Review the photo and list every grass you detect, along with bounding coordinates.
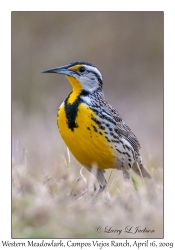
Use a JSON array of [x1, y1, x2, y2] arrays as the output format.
[[12, 146, 163, 239]]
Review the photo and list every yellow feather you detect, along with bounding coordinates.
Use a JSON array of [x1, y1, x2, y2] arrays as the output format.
[[58, 103, 115, 170]]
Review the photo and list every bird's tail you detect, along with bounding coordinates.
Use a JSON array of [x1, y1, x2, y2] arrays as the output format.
[[132, 155, 152, 179]]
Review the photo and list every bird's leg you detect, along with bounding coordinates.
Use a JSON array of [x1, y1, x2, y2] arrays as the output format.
[[122, 169, 131, 194], [122, 169, 130, 181], [88, 168, 107, 203], [90, 183, 106, 203]]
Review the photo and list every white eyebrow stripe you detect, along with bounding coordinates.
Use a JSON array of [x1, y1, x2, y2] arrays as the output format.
[[85, 65, 103, 80]]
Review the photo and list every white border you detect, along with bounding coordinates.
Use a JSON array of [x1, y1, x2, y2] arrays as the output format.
[[1, 0, 175, 246]]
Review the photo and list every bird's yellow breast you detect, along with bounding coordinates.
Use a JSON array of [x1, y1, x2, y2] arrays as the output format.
[[57, 102, 116, 169]]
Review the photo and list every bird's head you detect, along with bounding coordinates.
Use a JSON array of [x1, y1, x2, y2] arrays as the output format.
[[42, 62, 103, 94]]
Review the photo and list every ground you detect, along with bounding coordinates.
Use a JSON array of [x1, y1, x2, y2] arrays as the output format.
[[12, 149, 163, 239]]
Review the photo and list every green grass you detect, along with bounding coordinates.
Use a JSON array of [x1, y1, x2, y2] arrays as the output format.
[[12, 149, 163, 239]]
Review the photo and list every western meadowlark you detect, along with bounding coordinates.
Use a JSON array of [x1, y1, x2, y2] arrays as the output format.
[[43, 62, 151, 201]]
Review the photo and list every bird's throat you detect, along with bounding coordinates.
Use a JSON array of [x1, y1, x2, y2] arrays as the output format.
[[66, 76, 82, 104]]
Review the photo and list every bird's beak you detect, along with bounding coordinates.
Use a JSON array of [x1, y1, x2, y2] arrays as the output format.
[[42, 66, 73, 76]]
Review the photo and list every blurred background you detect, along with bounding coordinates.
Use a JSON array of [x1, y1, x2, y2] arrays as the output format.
[[12, 11, 163, 171], [12, 12, 163, 238]]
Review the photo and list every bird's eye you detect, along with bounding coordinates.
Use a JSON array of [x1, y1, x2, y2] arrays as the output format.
[[79, 67, 86, 73]]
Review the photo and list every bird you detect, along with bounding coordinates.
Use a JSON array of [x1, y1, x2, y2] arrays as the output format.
[[42, 62, 151, 201]]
